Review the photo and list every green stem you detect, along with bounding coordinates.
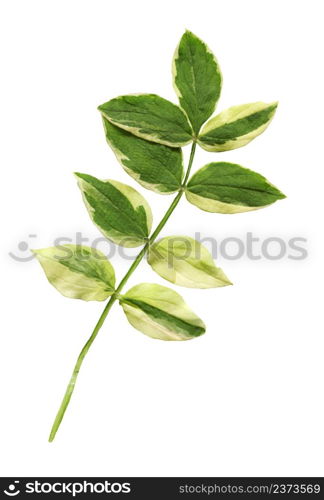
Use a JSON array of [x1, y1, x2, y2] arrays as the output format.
[[48, 296, 117, 442], [48, 141, 197, 442], [182, 140, 196, 186]]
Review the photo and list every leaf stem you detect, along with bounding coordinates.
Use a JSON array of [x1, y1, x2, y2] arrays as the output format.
[[48, 295, 117, 442], [48, 141, 197, 442], [182, 140, 196, 186]]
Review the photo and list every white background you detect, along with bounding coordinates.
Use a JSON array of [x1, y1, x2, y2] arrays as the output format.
[[1, 0, 323, 477]]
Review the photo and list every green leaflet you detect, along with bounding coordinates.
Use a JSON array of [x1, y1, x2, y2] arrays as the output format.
[[76, 173, 152, 247], [173, 30, 222, 135], [120, 283, 205, 341], [102, 118, 183, 194], [98, 94, 193, 147], [198, 102, 278, 152], [148, 236, 232, 288], [33, 245, 115, 301], [186, 162, 286, 214]]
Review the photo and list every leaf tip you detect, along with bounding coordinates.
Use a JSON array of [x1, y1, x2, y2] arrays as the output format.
[[269, 101, 279, 114], [273, 184, 286, 200], [184, 28, 197, 38], [73, 172, 85, 182]]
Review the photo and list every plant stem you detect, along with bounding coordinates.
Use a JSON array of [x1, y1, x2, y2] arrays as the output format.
[[48, 295, 117, 442], [182, 140, 196, 186], [48, 141, 197, 442]]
